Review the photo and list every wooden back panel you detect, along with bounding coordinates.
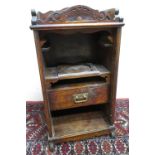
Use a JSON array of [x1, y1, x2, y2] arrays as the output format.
[[42, 31, 114, 67]]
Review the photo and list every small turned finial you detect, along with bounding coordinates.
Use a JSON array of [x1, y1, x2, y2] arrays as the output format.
[[115, 9, 119, 15], [115, 17, 124, 22], [119, 17, 124, 22], [31, 9, 37, 25], [31, 9, 36, 16]]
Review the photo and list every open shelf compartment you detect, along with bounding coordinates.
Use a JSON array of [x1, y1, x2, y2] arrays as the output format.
[[51, 105, 111, 142]]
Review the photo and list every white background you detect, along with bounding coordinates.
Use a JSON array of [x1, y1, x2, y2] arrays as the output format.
[[0, 0, 155, 154]]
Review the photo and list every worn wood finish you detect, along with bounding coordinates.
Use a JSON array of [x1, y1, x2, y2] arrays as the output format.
[[33, 31, 54, 137], [30, 5, 124, 148], [48, 81, 109, 110], [110, 28, 122, 123], [31, 22, 124, 30], [45, 64, 110, 84], [31, 5, 123, 25], [52, 129, 110, 143], [41, 31, 113, 67], [52, 109, 111, 143]]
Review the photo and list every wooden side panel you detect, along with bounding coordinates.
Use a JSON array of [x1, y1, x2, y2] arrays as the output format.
[[33, 31, 54, 137], [110, 28, 122, 123]]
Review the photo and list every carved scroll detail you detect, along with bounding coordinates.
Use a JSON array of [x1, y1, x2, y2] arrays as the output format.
[[31, 5, 123, 25]]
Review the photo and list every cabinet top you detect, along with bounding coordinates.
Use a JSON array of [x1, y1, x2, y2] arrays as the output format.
[[30, 5, 124, 30]]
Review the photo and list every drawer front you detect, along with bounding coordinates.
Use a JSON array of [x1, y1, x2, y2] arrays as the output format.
[[48, 84, 109, 110]]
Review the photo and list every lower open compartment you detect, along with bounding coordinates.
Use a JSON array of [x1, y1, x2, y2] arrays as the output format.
[[51, 105, 112, 143]]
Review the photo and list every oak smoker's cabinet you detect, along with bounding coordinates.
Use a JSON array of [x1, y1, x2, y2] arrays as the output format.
[[30, 5, 124, 150]]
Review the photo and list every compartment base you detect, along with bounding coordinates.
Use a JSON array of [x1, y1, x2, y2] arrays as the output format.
[[51, 109, 112, 143]]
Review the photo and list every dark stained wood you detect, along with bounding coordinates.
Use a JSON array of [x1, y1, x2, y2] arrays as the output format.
[[52, 129, 110, 143], [31, 5, 123, 25], [33, 31, 54, 137], [52, 109, 111, 143], [45, 64, 110, 83], [48, 81, 109, 110], [30, 5, 124, 148], [42, 32, 113, 67], [42, 32, 97, 67], [30, 5, 124, 30], [30, 22, 124, 30], [110, 28, 122, 123]]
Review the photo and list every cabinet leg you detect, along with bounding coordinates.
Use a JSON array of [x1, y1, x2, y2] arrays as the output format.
[[48, 135, 55, 152], [111, 129, 116, 138], [48, 141, 55, 152], [110, 125, 116, 138]]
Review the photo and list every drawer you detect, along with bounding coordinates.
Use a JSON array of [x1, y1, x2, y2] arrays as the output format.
[[48, 82, 109, 110]]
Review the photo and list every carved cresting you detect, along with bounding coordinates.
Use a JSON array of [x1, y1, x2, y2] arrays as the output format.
[[31, 5, 123, 25]]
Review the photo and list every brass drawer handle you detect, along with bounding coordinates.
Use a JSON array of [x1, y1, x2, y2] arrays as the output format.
[[73, 93, 88, 103]]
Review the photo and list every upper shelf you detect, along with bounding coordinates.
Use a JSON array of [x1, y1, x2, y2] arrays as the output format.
[[30, 5, 124, 30], [45, 63, 110, 83]]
